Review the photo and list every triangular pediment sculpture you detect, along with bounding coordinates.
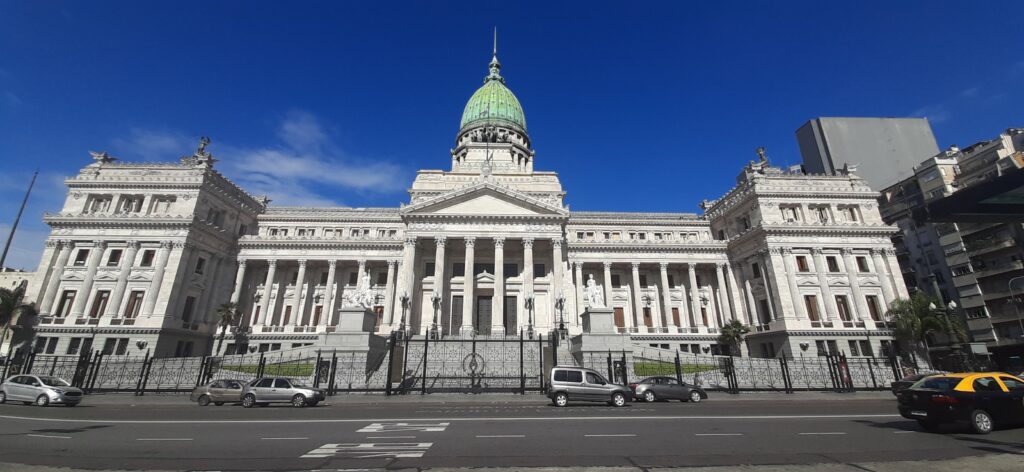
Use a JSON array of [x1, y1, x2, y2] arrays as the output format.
[[402, 181, 567, 217]]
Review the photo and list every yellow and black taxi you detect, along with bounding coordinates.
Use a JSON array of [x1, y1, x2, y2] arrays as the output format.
[[896, 372, 1024, 434]]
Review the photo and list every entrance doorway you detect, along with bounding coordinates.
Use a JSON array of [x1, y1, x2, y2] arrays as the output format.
[[613, 307, 625, 330], [476, 296, 492, 335]]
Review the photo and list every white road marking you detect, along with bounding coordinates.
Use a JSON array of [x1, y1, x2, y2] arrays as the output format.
[[26, 434, 70, 439], [893, 431, 916, 434], [798, 432, 847, 435], [262, 437, 308, 440], [585, 434, 636, 437], [367, 436, 416, 439], [0, 413, 901, 425], [301, 442, 432, 459], [476, 434, 525, 438], [137, 438, 193, 441], [695, 433, 743, 436], [357, 422, 449, 433]]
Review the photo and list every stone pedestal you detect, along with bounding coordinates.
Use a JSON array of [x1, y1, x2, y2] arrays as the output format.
[[316, 306, 389, 391], [572, 307, 635, 385], [317, 306, 383, 349], [581, 307, 615, 334]]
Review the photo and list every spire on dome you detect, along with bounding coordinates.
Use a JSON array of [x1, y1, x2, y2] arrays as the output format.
[[486, 27, 504, 84]]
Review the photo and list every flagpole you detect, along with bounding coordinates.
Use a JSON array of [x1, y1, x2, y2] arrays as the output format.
[[0, 170, 37, 269]]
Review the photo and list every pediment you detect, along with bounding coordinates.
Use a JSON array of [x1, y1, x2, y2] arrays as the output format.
[[402, 181, 567, 217]]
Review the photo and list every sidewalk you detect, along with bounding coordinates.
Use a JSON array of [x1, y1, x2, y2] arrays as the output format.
[[77, 389, 894, 406]]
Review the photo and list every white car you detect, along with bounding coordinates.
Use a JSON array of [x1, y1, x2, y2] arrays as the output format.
[[0, 375, 83, 407]]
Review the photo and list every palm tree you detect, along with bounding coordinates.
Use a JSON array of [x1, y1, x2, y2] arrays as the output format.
[[0, 284, 27, 353], [886, 292, 967, 368], [717, 319, 751, 357], [214, 302, 240, 355]]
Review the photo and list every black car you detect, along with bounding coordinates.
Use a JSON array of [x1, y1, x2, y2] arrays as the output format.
[[896, 372, 1024, 434], [629, 376, 708, 403], [890, 373, 933, 395]]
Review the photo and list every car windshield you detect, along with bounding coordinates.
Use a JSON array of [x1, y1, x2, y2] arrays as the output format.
[[37, 376, 70, 387], [912, 376, 959, 391]]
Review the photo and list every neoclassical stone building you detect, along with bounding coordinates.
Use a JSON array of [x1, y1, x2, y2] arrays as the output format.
[[26, 50, 906, 359]]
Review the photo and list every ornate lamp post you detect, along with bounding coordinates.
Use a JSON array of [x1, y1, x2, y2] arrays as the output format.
[[429, 291, 441, 340], [555, 291, 567, 340], [397, 290, 410, 340], [641, 294, 653, 331], [524, 292, 535, 340], [799, 342, 810, 358]]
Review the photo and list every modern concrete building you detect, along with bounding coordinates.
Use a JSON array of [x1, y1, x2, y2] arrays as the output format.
[[797, 117, 941, 191]]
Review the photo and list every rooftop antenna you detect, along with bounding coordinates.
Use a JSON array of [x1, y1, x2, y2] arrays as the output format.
[[0, 170, 37, 270]]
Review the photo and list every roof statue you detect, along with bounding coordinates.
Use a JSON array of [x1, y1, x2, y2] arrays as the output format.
[[89, 151, 116, 165]]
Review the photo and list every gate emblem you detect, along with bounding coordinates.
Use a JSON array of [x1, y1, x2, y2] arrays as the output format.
[[462, 352, 486, 389]]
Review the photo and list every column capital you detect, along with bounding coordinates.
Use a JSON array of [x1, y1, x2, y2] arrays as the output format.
[[552, 238, 563, 249], [297, 259, 307, 268], [171, 240, 187, 249], [404, 236, 417, 247], [266, 258, 277, 266], [59, 239, 75, 248], [767, 247, 784, 256], [124, 240, 139, 250], [780, 247, 793, 255], [493, 236, 505, 248], [603, 261, 612, 269], [715, 262, 726, 269], [464, 237, 476, 248], [94, 240, 108, 250], [839, 247, 853, 256], [327, 259, 337, 268], [160, 240, 174, 249], [522, 238, 534, 249], [238, 259, 248, 268], [631, 262, 640, 270], [357, 259, 367, 267], [45, 240, 60, 249], [659, 262, 669, 271], [882, 248, 897, 256], [434, 236, 447, 247], [387, 260, 397, 268], [810, 247, 825, 255]]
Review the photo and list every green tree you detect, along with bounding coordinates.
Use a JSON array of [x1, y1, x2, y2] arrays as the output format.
[[0, 284, 27, 353], [717, 319, 751, 357], [886, 292, 967, 368], [214, 302, 240, 356]]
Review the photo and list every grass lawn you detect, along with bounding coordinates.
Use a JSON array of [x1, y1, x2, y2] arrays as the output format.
[[219, 363, 315, 377], [633, 361, 720, 376]]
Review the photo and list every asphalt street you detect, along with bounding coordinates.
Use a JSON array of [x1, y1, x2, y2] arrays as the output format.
[[0, 394, 1021, 471]]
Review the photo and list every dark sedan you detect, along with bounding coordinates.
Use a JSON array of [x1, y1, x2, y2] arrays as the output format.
[[891, 373, 933, 395], [897, 372, 1024, 434], [630, 376, 708, 403]]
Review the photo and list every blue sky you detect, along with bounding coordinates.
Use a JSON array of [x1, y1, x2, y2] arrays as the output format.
[[1, 1, 1022, 270]]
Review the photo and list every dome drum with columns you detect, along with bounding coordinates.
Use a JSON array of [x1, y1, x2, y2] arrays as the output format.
[[20, 44, 906, 359]]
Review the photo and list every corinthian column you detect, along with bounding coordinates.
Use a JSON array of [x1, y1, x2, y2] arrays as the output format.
[[291, 260, 307, 326], [780, 248, 805, 319], [71, 241, 106, 318], [230, 260, 248, 305], [461, 237, 475, 335], [492, 237, 505, 335], [573, 261, 583, 322], [872, 249, 896, 306], [842, 248, 868, 321], [522, 238, 534, 297], [630, 263, 643, 329], [257, 259, 277, 325], [429, 237, 446, 334], [395, 237, 416, 325], [142, 241, 172, 316], [811, 248, 838, 320], [40, 240, 73, 316], [714, 263, 732, 323], [384, 260, 397, 326], [322, 260, 337, 326], [687, 263, 703, 327], [552, 238, 564, 304], [659, 263, 674, 328], [602, 262, 613, 308]]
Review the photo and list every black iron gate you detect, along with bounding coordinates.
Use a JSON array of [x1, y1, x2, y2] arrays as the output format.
[[394, 333, 546, 394]]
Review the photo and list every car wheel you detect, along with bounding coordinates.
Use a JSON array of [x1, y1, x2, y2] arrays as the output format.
[[643, 390, 656, 403], [916, 419, 940, 432], [969, 409, 993, 434], [0, 391, 6, 404], [610, 392, 626, 407], [689, 391, 702, 403], [35, 395, 50, 407], [291, 394, 307, 408], [241, 394, 256, 408], [214, 402, 224, 406], [554, 392, 568, 407], [197, 395, 211, 406]]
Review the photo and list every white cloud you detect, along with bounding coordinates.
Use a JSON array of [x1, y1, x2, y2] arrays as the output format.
[[910, 104, 951, 124], [960, 87, 980, 99]]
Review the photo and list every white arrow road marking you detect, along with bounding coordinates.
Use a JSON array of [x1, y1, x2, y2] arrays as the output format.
[[301, 442, 433, 459], [26, 434, 70, 439], [695, 433, 743, 436], [357, 422, 449, 433]]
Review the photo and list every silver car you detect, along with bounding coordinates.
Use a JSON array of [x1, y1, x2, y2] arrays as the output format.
[[0, 375, 83, 407], [547, 366, 631, 407], [241, 377, 326, 408]]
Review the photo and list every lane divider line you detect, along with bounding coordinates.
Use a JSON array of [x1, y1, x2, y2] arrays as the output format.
[[367, 436, 417, 439], [261, 437, 308, 440], [26, 434, 70, 439], [476, 435, 525, 438], [585, 434, 636, 437], [137, 438, 193, 441], [695, 433, 743, 436], [0, 413, 902, 425], [798, 432, 847, 435], [893, 431, 916, 434]]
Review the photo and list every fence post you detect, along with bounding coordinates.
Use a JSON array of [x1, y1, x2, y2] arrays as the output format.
[[606, 350, 613, 386], [313, 350, 323, 388], [780, 356, 793, 394], [385, 334, 396, 396], [195, 356, 209, 388], [86, 351, 104, 393], [519, 332, 525, 395], [674, 350, 683, 384], [420, 334, 429, 395], [134, 349, 151, 396], [0, 343, 14, 380], [24, 351, 36, 374], [256, 351, 266, 378], [538, 334, 546, 392], [138, 353, 154, 396], [888, 353, 902, 381], [401, 335, 410, 395], [866, 357, 878, 389], [551, 335, 558, 367], [327, 351, 337, 396]]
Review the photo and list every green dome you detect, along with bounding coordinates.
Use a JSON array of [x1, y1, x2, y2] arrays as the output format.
[[459, 56, 527, 133]]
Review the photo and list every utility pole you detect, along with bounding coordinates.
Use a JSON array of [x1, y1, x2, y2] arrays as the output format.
[[0, 170, 37, 270]]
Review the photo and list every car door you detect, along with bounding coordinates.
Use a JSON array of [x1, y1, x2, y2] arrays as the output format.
[[563, 370, 585, 400], [663, 377, 685, 400], [996, 375, 1024, 422], [5, 376, 26, 400], [273, 378, 292, 401], [584, 372, 607, 401], [23, 376, 43, 400], [224, 380, 244, 402], [971, 376, 1004, 417], [251, 378, 274, 401], [207, 380, 226, 401]]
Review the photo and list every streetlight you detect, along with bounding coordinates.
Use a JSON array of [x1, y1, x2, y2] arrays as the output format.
[[1008, 276, 1024, 339], [525, 294, 536, 340], [397, 290, 410, 339], [429, 291, 441, 340], [555, 290, 567, 340]]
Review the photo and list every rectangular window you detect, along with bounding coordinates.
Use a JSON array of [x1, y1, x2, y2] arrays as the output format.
[[140, 249, 155, 267], [533, 263, 545, 277], [796, 256, 810, 272], [611, 274, 621, 288], [804, 295, 821, 321], [667, 275, 676, 287], [66, 338, 83, 355], [880, 340, 894, 357], [89, 290, 110, 318], [639, 274, 648, 287], [123, 291, 144, 318], [503, 263, 517, 278], [424, 263, 435, 277], [73, 249, 90, 266], [238, 224, 248, 236], [102, 338, 117, 355], [313, 305, 323, 326], [376, 272, 387, 285], [348, 272, 359, 285], [55, 290, 76, 317], [856, 256, 870, 272], [826, 256, 840, 272], [865, 295, 882, 321], [115, 338, 129, 355], [848, 340, 860, 356], [815, 340, 827, 356], [181, 296, 196, 322], [859, 340, 873, 357], [195, 257, 206, 274], [290, 271, 299, 285], [319, 271, 329, 284], [751, 262, 761, 278], [835, 295, 852, 322], [452, 263, 465, 277], [106, 249, 122, 267], [826, 340, 839, 354], [473, 263, 494, 275]]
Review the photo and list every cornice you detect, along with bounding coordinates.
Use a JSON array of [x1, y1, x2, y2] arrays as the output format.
[[567, 244, 728, 256], [238, 238, 403, 251], [401, 179, 568, 216]]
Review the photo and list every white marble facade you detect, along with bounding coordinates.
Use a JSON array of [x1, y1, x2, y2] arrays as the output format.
[[25, 55, 906, 359]]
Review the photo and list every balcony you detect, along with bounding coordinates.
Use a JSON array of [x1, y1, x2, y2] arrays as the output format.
[[965, 237, 1016, 255], [973, 260, 1024, 278], [842, 321, 867, 328], [109, 318, 136, 326], [810, 321, 835, 328], [75, 318, 100, 326]]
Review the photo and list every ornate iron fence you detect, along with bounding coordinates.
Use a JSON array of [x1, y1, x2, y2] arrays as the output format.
[[395, 333, 546, 394]]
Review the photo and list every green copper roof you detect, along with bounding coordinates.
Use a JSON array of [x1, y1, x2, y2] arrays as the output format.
[[459, 54, 527, 133]]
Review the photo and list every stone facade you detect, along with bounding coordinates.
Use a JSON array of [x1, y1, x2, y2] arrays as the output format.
[[24, 52, 906, 359]]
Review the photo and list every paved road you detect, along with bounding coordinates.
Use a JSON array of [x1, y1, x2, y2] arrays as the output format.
[[0, 394, 1021, 470]]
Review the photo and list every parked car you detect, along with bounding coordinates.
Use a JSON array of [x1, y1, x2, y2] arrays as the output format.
[[630, 376, 708, 403], [896, 372, 1024, 434], [547, 366, 630, 407], [241, 377, 326, 408], [0, 375, 83, 407], [190, 379, 246, 406], [890, 373, 934, 396]]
